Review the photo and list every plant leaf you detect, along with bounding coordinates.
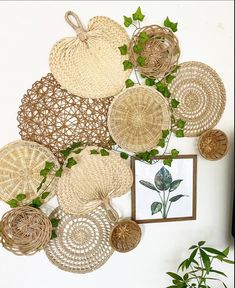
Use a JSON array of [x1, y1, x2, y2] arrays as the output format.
[[51, 230, 57, 239], [120, 152, 129, 159], [55, 167, 63, 177], [221, 259, 234, 264], [125, 79, 135, 88], [66, 157, 77, 168], [166, 74, 176, 84], [163, 158, 173, 167], [60, 148, 71, 159], [100, 149, 109, 156], [150, 149, 159, 156], [166, 272, 183, 281], [145, 78, 155, 86], [151, 202, 162, 215], [198, 241, 206, 246], [202, 247, 226, 257], [169, 180, 183, 192], [189, 245, 198, 250], [123, 60, 133, 70], [200, 248, 211, 273], [73, 148, 82, 154], [169, 194, 188, 202], [50, 218, 60, 228], [124, 16, 132, 27], [90, 149, 99, 155], [132, 6, 145, 21], [133, 43, 144, 54], [175, 130, 184, 137], [41, 192, 50, 199], [171, 99, 180, 108], [138, 31, 149, 43], [139, 180, 157, 191], [171, 149, 179, 158], [154, 166, 172, 191], [186, 248, 198, 268], [118, 44, 127, 55], [158, 138, 165, 148], [162, 129, 170, 138], [16, 194, 26, 201], [176, 119, 186, 129], [164, 17, 178, 32], [70, 142, 82, 150], [137, 56, 146, 66], [7, 199, 18, 208], [210, 269, 227, 277], [31, 197, 43, 208]]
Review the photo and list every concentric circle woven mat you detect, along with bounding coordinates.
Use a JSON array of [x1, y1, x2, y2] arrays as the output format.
[[50, 13, 131, 98], [169, 61, 226, 136], [44, 205, 114, 273], [58, 146, 133, 217], [0, 140, 59, 203], [17, 74, 114, 162], [107, 86, 171, 152]]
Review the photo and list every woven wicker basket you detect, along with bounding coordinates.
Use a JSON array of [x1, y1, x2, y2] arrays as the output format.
[[169, 61, 226, 136], [129, 25, 180, 79], [198, 129, 229, 161], [50, 11, 131, 98], [107, 86, 171, 152], [0, 140, 59, 203]]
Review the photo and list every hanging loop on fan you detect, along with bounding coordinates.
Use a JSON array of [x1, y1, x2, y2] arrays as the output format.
[[64, 11, 88, 41]]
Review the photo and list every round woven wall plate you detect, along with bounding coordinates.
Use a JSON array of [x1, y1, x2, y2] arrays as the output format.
[[58, 146, 133, 221], [0, 140, 59, 203], [110, 219, 141, 253], [107, 86, 171, 152], [0, 206, 52, 255], [50, 11, 131, 98], [44, 205, 114, 273], [17, 74, 114, 162], [198, 129, 229, 161], [169, 61, 226, 136]]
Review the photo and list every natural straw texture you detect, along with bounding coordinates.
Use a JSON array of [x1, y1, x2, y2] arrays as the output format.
[[0, 140, 59, 203], [198, 129, 229, 161], [110, 219, 141, 253], [57, 146, 133, 222], [44, 206, 114, 273], [0, 206, 52, 255], [129, 25, 180, 79], [17, 74, 114, 162], [107, 86, 171, 152], [50, 11, 131, 98], [169, 61, 226, 136]]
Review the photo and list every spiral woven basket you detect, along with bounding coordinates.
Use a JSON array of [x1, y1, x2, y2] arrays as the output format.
[[169, 61, 226, 136], [17, 74, 114, 162], [110, 219, 141, 253], [57, 146, 133, 222], [0, 140, 59, 203], [44, 205, 114, 273], [198, 129, 229, 161], [50, 11, 131, 98], [129, 25, 180, 79], [107, 86, 171, 153], [0, 206, 52, 255]]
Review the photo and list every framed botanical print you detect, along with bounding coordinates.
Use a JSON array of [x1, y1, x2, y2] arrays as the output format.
[[131, 155, 197, 224]]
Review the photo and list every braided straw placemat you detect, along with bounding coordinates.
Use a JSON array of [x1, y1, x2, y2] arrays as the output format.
[[50, 11, 131, 98], [107, 86, 171, 152], [129, 25, 180, 79], [198, 129, 229, 161], [0, 140, 59, 203], [169, 61, 226, 136], [17, 74, 114, 162], [44, 205, 114, 273], [0, 206, 52, 255], [57, 146, 133, 222]]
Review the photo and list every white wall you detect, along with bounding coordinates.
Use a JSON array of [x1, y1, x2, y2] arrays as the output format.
[[0, 1, 234, 288]]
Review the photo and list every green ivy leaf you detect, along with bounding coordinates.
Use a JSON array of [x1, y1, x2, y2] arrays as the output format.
[[176, 119, 186, 129], [50, 218, 60, 228], [7, 199, 18, 208], [55, 167, 63, 177], [123, 60, 133, 70], [137, 56, 146, 67], [171, 99, 180, 108], [90, 149, 99, 155], [132, 6, 145, 21], [163, 158, 173, 167], [51, 230, 57, 239], [162, 129, 170, 139], [100, 149, 109, 156], [171, 65, 180, 73], [40, 161, 55, 177], [125, 79, 135, 88], [145, 78, 155, 86], [136, 151, 152, 164], [41, 192, 50, 199], [150, 149, 159, 156], [31, 197, 43, 208], [175, 130, 184, 137], [124, 16, 132, 27], [66, 157, 77, 168], [60, 148, 71, 159], [156, 81, 167, 92], [166, 74, 176, 84], [133, 43, 143, 54], [120, 152, 129, 159], [164, 17, 178, 32], [158, 138, 165, 148], [162, 87, 171, 98], [16, 194, 26, 201], [73, 148, 82, 154], [70, 142, 82, 150], [171, 149, 179, 157], [118, 44, 128, 55], [138, 31, 149, 43]]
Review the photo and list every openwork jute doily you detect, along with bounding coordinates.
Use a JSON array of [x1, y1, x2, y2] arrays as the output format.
[[198, 129, 229, 161], [0, 140, 59, 203], [0, 206, 52, 255], [44, 206, 114, 273], [110, 219, 141, 253], [169, 61, 226, 136], [50, 11, 131, 98], [17, 74, 114, 162], [107, 86, 171, 152], [58, 146, 133, 222]]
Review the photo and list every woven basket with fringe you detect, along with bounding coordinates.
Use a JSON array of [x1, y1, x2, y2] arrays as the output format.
[[169, 61, 226, 136], [17, 74, 114, 162], [107, 86, 171, 153], [198, 129, 229, 160], [50, 11, 131, 98], [44, 205, 114, 273], [57, 146, 133, 222], [110, 219, 141, 253], [0, 206, 52, 255], [0, 140, 59, 203], [129, 25, 180, 79]]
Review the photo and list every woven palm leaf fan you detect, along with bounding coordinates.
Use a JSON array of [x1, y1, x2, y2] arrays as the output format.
[[0, 140, 59, 204], [57, 146, 133, 222], [107, 86, 171, 152], [50, 11, 131, 98]]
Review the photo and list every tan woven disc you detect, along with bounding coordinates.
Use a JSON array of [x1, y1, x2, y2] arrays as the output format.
[[44, 206, 114, 273], [0, 206, 52, 255], [169, 61, 226, 136], [57, 146, 133, 220], [17, 74, 114, 162], [50, 12, 131, 98], [107, 86, 171, 152], [0, 140, 59, 203]]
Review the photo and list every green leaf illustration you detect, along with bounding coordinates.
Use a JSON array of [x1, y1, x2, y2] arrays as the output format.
[[123, 60, 133, 70], [151, 202, 162, 215], [139, 180, 157, 191], [154, 166, 172, 191], [118, 44, 128, 55], [169, 194, 187, 202], [125, 79, 135, 88], [132, 6, 145, 21], [66, 157, 77, 168], [16, 194, 26, 201], [120, 152, 129, 159], [169, 180, 183, 192], [124, 16, 132, 27]]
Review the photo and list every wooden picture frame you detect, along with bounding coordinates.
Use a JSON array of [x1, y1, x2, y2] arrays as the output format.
[[131, 155, 197, 224]]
